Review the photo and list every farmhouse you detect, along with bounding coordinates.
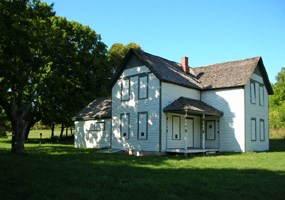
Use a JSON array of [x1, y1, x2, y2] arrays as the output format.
[[73, 49, 273, 153]]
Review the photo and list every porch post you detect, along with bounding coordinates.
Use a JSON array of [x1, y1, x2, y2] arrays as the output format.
[[184, 110, 188, 156], [202, 114, 205, 150]]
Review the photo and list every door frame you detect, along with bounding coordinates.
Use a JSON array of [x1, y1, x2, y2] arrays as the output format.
[[185, 117, 194, 148]]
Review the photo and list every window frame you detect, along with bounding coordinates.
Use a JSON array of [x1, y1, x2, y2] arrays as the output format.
[[137, 112, 148, 140], [90, 122, 105, 131], [121, 78, 130, 101], [260, 119, 265, 141], [206, 120, 216, 140], [251, 118, 257, 141], [120, 113, 130, 139], [250, 81, 256, 104], [259, 85, 264, 106], [138, 75, 148, 99]]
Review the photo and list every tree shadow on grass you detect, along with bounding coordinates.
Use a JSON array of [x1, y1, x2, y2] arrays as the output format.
[[0, 148, 284, 200], [270, 138, 285, 152]]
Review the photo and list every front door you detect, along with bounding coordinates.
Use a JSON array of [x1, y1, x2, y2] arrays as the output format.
[[185, 118, 194, 148]]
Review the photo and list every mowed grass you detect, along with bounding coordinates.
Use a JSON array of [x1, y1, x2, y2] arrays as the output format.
[[0, 131, 284, 200]]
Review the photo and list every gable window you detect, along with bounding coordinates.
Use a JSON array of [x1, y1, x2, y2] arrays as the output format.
[[90, 122, 105, 131], [138, 112, 148, 140], [120, 113, 129, 139], [260, 119, 265, 141], [251, 118, 256, 141], [250, 82, 256, 104], [259, 85, 264, 106], [206, 120, 215, 140], [121, 78, 130, 101], [172, 116, 181, 140], [139, 75, 148, 99]]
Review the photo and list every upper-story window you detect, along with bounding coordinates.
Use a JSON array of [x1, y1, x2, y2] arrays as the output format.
[[259, 85, 264, 106], [250, 81, 256, 104], [121, 78, 130, 101], [139, 75, 148, 99]]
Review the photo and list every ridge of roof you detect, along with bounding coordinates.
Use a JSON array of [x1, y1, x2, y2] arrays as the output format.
[[131, 49, 202, 88], [110, 49, 273, 94], [193, 56, 261, 70]]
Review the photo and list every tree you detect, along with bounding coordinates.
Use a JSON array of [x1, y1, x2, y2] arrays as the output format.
[[107, 42, 141, 72], [39, 16, 110, 139], [269, 67, 285, 128], [0, 0, 111, 153]]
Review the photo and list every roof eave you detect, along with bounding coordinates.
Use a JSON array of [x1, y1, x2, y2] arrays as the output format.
[[163, 109, 223, 117], [257, 57, 274, 95]]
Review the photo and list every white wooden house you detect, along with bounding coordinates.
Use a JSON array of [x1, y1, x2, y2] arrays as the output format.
[[73, 49, 273, 153], [73, 97, 111, 148]]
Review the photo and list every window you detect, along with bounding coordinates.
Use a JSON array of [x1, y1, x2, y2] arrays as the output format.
[[251, 118, 256, 141], [259, 85, 264, 106], [138, 112, 148, 140], [90, 122, 105, 131], [260, 119, 265, 141], [139, 75, 148, 99], [206, 120, 215, 140], [120, 113, 129, 139], [250, 82, 256, 104], [172, 116, 181, 140], [121, 78, 130, 101]]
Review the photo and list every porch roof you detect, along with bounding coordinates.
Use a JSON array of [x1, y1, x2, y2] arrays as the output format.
[[163, 97, 223, 116]]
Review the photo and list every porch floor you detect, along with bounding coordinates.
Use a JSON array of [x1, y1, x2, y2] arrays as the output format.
[[166, 148, 219, 154]]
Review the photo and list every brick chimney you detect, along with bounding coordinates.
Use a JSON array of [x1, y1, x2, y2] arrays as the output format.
[[181, 56, 189, 74]]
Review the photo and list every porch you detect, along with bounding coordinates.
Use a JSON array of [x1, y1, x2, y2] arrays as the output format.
[[163, 97, 224, 152], [166, 148, 219, 154]]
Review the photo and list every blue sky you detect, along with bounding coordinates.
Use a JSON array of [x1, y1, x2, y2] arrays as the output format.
[[43, 0, 285, 83]]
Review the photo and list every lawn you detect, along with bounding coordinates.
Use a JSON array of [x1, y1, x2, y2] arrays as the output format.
[[0, 131, 284, 200]]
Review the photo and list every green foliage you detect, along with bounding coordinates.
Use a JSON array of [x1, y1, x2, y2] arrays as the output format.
[[107, 42, 141, 72], [270, 67, 285, 128], [0, 0, 112, 152], [0, 107, 10, 137]]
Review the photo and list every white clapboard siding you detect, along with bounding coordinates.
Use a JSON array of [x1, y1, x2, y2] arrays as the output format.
[[112, 65, 161, 151], [244, 72, 269, 151], [74, 119, 111, 148], [201, 88, 246, 152]]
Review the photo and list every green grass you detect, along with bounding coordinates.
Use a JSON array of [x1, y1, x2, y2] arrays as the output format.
[[0, 130, 284, 200]]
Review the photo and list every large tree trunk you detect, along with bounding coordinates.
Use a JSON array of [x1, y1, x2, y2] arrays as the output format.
[[24, 120, 37, 140], [60, 123, 64, 139], [11, 118, 28, 154], [50, 123, 55, 138]]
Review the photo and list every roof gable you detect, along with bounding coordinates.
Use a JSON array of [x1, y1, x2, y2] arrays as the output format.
[[110, 49, 201, 89]]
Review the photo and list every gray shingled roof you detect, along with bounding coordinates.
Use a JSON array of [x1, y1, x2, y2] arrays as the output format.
[[163, 97, 223, 116], [72, 97, 111, 121], [111, 49, 201, 89], [192, 56, 273, 94], [111, 49, 273, 95]]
